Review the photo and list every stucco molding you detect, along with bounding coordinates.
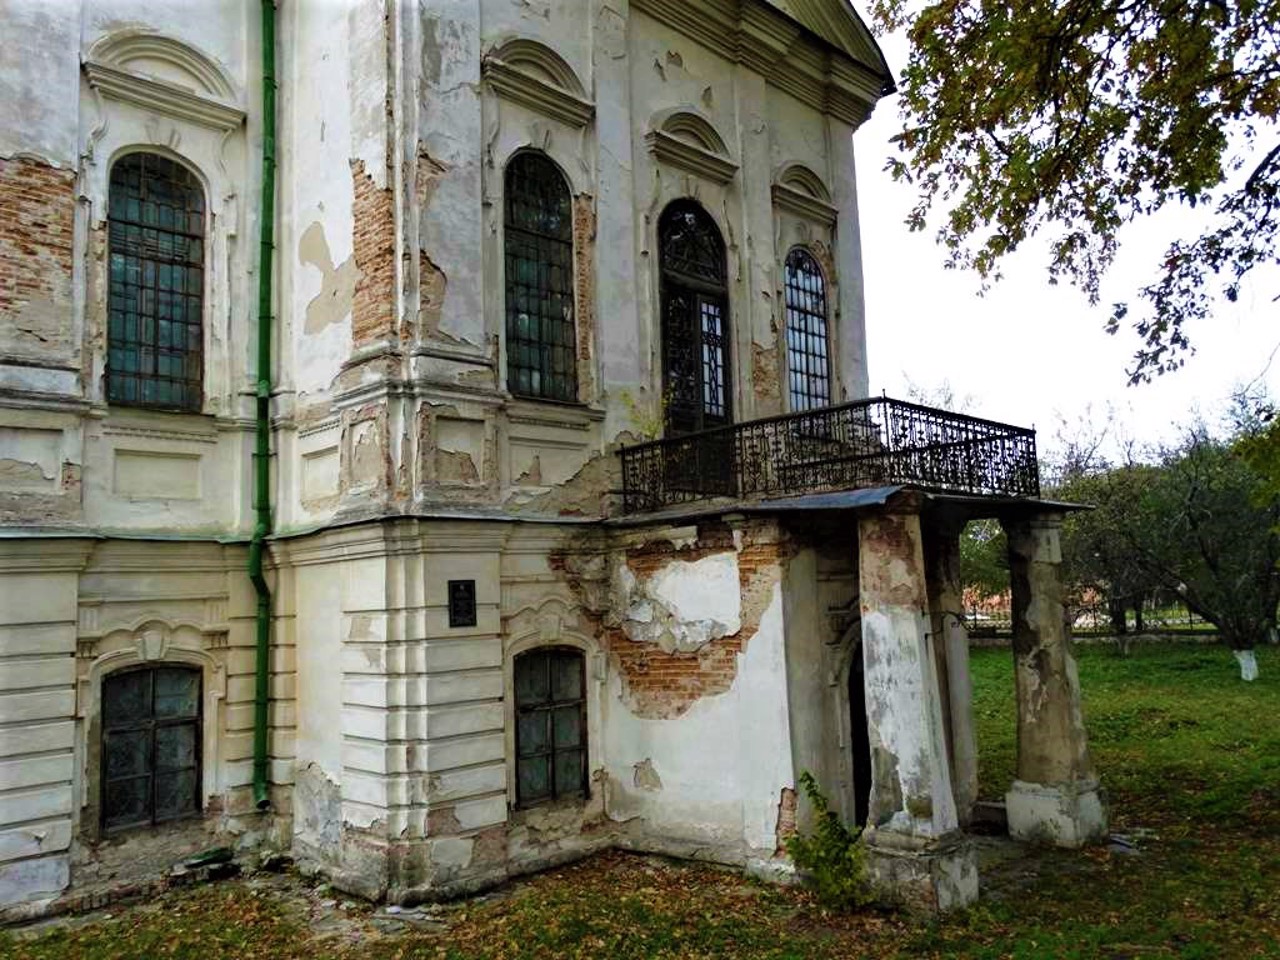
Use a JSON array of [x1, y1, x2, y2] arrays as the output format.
[[482, 39, 595, 129], [83, 62, 246, 134], [631, 0, 887, 128], [77, 608, 230, 642], [0, 538, 98, 572], [86, 30, 239, 100], [645, 112, 738, 185], [771, 184, 838, 227], [772, 163, 838, 226], [78, 623, 227, 842], [503, 609, 606, 812]]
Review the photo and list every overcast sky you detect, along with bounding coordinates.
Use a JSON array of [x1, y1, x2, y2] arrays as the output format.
[[855, 36, 1280, 464]]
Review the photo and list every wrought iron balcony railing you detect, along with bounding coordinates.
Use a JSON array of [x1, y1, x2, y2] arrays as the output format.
[[618, 396, 1040, 514]]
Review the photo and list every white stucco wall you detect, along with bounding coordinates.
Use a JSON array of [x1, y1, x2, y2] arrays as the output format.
[[604, 581, 794, 858]]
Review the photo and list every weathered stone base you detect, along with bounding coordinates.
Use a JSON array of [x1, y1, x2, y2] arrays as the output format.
[[1006, 779, 1108, 848], [0, 856, 69, 920], [862, 829, 978, 913]]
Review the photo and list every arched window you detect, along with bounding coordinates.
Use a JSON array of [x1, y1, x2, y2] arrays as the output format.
[[107, 153, 206, 411], [659, 201, 731, 434], [783, 247, 831, 411], [101, 664, 202, 831], [504, 152, 577, 402], [514, 647, 586, 806]]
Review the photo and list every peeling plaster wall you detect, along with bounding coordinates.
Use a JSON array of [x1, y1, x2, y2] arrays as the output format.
[[1, 0, 888, 913], [282, 0, 357, 398], [270, 516, 809, 897], [0, 0, 260, 537], [420, 3, 485, 348], [270, 0, 876, 526], [598, 525, 797, 861], [83, 0, 247, 84], [0, 0, 81, 164], [0, 539, 295, 916]]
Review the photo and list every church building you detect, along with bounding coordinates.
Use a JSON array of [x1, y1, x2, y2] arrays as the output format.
[[0, 0, 1106, 918]]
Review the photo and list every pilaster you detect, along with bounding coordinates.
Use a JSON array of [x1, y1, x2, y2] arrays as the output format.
[[856, 506, 976, 911], [0, 538, 96, 912], [1004, 514, 1107, 847], [924, 514, 978, 826]]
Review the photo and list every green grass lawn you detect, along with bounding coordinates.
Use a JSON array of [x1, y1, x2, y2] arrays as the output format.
[[6, 643, 1279, 959]]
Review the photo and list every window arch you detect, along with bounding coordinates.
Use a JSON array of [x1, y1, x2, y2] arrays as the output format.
[[504, 151, 577, 402], [659, 201, 731, 434], [107, 153, 206, 411], [513, 646, 586, 806], [783, 247, 831, 411]]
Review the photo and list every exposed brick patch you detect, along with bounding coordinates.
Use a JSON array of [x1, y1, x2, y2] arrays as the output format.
[[774, 786, 797, 855], [572, 193, 596, 401], [752, 336, 782, 415], [419, 251, 447, 338], [350, 160, 397, 346], [558, 521, 792, 720], [0, 157, 77, 364], [470, 824, 508, 867]]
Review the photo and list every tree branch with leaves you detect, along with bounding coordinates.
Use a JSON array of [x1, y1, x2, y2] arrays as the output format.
[[871, 0, 1280, 382]]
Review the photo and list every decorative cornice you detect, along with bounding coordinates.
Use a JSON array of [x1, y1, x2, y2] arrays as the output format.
[[83, 61, 245, 132], [771, 183, 837, 226], [633, 0, 739, 61], [297, 417, 341, 440], [0, 537, 98, 572], [631, 0, 888, 128], [102, 423, 220, 444], [645, 129, 739, 185], [737, 2, 801, 75], [87, 30, 238, 101], [483, 57, 595, 128]]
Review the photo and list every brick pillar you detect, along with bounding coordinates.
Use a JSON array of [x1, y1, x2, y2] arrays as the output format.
[[924, 517, 978, 827], [857, 506, 977, 912], [1004, 514, 1107, 847]]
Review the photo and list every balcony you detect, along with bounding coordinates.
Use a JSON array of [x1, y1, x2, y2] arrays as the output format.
[[618, 396, 1040, 515]]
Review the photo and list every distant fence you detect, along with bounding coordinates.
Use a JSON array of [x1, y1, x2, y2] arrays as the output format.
[[964, 601, 1217, 640]]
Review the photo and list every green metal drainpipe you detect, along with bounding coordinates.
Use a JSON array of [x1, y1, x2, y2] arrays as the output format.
[[250, 0, 277, 811]]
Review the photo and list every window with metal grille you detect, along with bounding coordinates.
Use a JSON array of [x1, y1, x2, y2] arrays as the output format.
[[783, 247, 831, 411], [107, 153, 206, 411], [504, 152, 577, 402], [514, 648, 586, 807], [659, 201, 731, 435], [101, 665, 201, 832]]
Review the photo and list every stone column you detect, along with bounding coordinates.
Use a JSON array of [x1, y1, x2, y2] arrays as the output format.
[[924, 517, 978, 827], [857, 507, 977, 912], [1004, 514, 1107, 847]]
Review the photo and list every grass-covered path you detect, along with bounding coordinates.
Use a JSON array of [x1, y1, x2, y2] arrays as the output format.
[[5, 644, 1279, 959]]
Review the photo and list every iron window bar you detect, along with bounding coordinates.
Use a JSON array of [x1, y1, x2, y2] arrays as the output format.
[[106, 153, 206, 412], [618, 396, 1040, 514]]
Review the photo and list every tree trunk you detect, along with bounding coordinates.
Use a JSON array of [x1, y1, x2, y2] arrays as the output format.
[[1108, 596, 1127, 636]]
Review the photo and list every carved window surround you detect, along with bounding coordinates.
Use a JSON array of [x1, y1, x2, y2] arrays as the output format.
[[773, 163, 837, 226], [645, 129, 739, 185], [482, 40, 595, 128], [83, 61, 245, 133], [645, 112, 739, 185], [772, 183, 837, 227]]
